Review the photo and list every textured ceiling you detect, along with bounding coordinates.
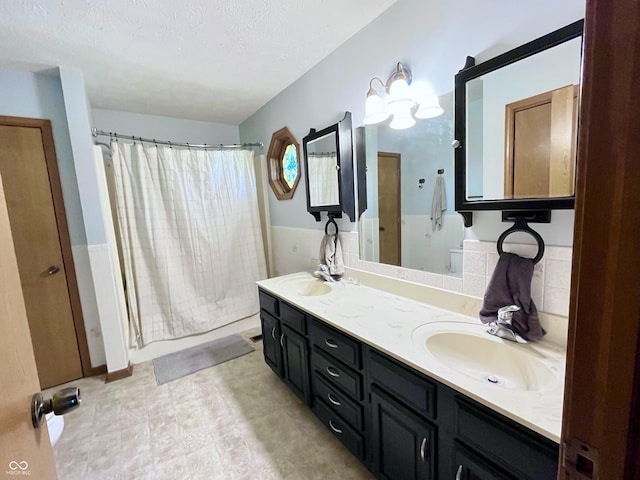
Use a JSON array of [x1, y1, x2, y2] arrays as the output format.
[[0, 0, 398, 123]]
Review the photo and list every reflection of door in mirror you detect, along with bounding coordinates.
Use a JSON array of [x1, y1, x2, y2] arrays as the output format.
[[504, 84, 578, 199], [378, 152, 401, 266]]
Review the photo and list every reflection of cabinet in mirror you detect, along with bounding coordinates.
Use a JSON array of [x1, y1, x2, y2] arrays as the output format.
[[505, 84, 578, 199], [377, 152, 401, 266], [303, 111, 355, 221]]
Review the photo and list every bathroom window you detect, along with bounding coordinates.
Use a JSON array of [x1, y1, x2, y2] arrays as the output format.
[[282, 144, 298, 189], [268, 127, 300, 200]]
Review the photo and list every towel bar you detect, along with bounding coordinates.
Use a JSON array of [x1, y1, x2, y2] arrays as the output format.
[[496, 216, 545, 264], [325, 217, 339, 236]]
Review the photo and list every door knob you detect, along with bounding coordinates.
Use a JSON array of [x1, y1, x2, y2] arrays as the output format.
[[47, 265, 60, 275], [31, 386, 81, 429]]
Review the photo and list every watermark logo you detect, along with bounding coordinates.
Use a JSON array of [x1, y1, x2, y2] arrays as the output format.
[[6, 461, 30, 476]]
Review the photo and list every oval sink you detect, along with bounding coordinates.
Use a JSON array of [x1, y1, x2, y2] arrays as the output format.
[[277, 277, 332, 296], [412, 323, 560, 392]]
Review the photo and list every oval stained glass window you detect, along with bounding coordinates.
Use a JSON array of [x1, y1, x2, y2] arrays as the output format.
[[282, 144, 298, 189]]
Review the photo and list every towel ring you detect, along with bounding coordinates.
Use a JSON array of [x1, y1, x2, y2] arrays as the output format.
[[325, 217, 339, 236], [496, 217, 545, 264]]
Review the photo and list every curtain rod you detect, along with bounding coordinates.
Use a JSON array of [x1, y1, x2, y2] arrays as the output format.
[[308, 151, 337, 157], [91, 128, 263, 150]]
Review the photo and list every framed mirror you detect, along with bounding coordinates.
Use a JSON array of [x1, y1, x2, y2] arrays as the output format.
[[454, 20, 584, 222], [303, 111, 355, 221]]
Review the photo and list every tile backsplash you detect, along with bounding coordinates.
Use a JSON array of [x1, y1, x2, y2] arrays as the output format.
[[270, 226, 572, 317]]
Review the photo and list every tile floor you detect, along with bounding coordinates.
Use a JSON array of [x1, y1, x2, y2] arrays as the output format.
[[49, 329, 373, 479]]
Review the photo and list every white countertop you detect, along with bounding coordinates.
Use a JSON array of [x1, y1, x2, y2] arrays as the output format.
[[257, 272, 566, 443]]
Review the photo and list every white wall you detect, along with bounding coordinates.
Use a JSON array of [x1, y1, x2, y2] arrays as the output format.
[[92, 108, 240, 144]]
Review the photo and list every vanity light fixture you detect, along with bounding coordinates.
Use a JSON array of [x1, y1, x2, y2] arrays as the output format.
[[363, 62, 443, 129]]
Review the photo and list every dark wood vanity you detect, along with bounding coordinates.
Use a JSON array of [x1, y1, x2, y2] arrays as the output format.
[[258, 287, 559, 479]]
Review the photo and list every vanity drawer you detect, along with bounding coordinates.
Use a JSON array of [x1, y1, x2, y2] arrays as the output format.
[[313, 398, 365, 461], [280, 302, 307, 334], [369, 350, 437, 420], [258, 290, 279, 317], [454, 398, 558, 480], [310, 320, 361, 369], [313, 373, 363, 430], [312, 346, 362, 400]]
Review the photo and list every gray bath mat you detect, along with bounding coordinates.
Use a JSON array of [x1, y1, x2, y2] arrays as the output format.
[[153, 334, 254, 385]]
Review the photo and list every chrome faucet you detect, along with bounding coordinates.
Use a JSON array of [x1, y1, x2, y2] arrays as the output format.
[[487, 305, 527, 344], [313, 264, 338, 282]]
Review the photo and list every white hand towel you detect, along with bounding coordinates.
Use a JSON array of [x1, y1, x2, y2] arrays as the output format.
[[320, 234, 345, 276], [431, 176, 447, 231]]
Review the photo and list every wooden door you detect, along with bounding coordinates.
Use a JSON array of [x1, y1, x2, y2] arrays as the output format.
[[505, 85, 578, 199], [377, 152, 401, 266], [560, 1, 640, 478], [0, 172, 57, 479], [0, 118, 84, 389]]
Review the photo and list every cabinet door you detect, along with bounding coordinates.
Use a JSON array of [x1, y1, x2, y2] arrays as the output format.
[[370, 388, 435, 480], [453, 443, 516, 480], [260, 311, 283, 377], [282, 325, 311, 405]]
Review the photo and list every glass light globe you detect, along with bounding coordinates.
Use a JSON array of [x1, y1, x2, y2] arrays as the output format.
[[389, 109, 416, 130], [363, 92, 389, 125], [413, 80, 444, 119]]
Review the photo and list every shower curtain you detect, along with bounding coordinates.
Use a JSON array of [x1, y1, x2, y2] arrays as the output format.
[[111, 141, 267, 346], [308, 154, 339, 206]]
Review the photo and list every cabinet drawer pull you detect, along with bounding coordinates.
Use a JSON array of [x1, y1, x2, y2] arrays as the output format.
[[327, 393, 341, 406], [280, 334, 285, 348], [326, 366, 340, 378], [455, 465, 463, 480], [324, 339, 339, 349], [420, 437, 429, 462], [271, 327, 277, 340], [328, 420, 342, 434]]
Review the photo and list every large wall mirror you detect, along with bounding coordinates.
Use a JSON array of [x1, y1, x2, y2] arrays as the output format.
[[357, 103, 465, 276], [455, 20, 584, 218]]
